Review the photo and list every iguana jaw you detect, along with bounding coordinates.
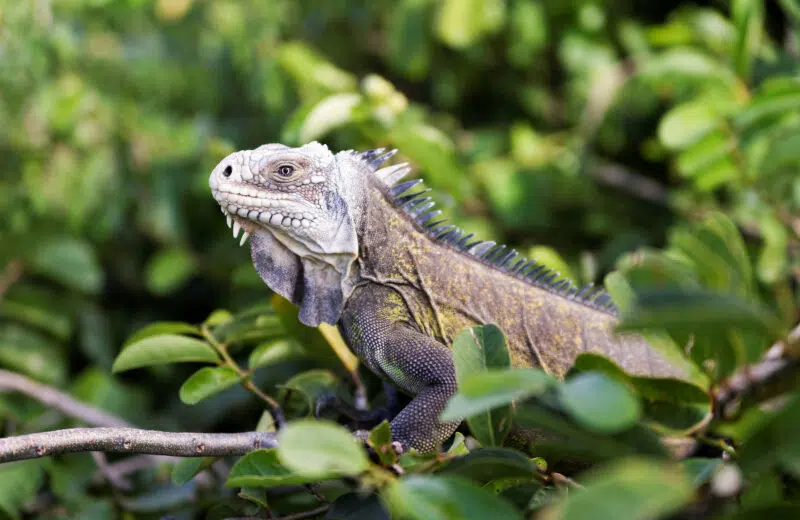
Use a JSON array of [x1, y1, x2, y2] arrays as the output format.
[[212, 189, 319, 247], [208, 142, 364, 325]]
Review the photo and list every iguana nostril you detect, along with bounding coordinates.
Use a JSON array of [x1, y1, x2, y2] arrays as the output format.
[[223, 165, 232, 177]]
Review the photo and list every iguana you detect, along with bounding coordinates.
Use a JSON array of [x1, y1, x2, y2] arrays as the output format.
[[208, 142, 686, 453]]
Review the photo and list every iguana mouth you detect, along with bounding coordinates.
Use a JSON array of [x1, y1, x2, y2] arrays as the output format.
[[213, 188, 318, 247]]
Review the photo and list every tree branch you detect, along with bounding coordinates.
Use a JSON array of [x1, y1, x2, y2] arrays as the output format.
[[713, 324, 800, 420], [0, 369, 133, 428], [0, 427, 278, 463]]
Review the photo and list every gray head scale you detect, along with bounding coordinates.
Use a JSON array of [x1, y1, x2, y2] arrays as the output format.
[[208, 141, 371, 326]]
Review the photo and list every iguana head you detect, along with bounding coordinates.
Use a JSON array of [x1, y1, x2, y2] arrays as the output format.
[[208, 141, 408, 326]]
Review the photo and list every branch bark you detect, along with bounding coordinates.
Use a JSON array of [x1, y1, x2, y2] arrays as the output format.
[[713, 324, 800, 420], [0, 428, 278, 463]]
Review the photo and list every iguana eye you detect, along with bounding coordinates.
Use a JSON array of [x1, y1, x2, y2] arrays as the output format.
[[277, 165, 295, 177], [223, 165, 232, 177]]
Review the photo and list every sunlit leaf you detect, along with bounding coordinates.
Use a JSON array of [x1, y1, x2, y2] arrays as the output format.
[[112, 334, 218, 373], [559, 372, 642, 434], [29, 237, 103, 295], [226, 449, 322, 488], [179, 366, 240, 405], [277, 420, 370, 478], [441, 368, 555, 422]]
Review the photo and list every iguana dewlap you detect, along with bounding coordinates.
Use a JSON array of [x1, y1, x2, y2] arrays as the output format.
[[208, 142, 685, 452]]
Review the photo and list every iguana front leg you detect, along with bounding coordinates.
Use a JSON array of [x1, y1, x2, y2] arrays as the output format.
[[340, 284, 460, 453]]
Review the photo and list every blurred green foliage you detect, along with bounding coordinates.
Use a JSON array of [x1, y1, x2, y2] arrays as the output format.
[[0, 0, 799, 518]]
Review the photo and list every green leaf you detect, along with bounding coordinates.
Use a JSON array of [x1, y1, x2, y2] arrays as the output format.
[[0, 284, 73, 340], [452, 324, 511, 376], [546, 458, 693, 520], [442, 368, 554, 422], [248, 339, 303, 369], [435, 0, 506, 49], [226, 448, 322, 488], [29, 237, 103, 295], [559, 372, 642, 434], [171, 457, 216, 485], [569, 354, 710, 432], [144, 247, 196, 296], [451, 325, 512, 446], [278, 369, 339, 414], [112, 334, 218, 373], [440, 448, 539, 485], [70, 367, 149, 424], [0, 324, 68, 386], [367, 420, 398, 466], [384, 475, 520, 520], [732, 0, 764, 80], [124, 322, 200, 346], [0, 460, 45, 518], [179, 366, 240, 405], [658, 99, 722, 150], [388, 0, 433, 81], [735, 85, 800, 130], [277, 419, 370, 479], [202, 309, 234, 328]]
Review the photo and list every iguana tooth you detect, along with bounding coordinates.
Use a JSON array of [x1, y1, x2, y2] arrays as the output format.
[[233, 221, 241, 239], [226, 214, 232, 228], [239, 231, 250, 246]]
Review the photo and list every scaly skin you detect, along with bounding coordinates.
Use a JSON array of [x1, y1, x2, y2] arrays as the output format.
[[209, 142, 686, 453]]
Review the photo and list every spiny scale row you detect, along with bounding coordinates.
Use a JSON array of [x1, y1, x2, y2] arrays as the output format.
[[384, 172, 618, 315]]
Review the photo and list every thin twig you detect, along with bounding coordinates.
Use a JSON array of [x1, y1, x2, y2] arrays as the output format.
[[90, 454, 177, 483], [91, 451, 134, 491], [201, 326, 285, 426], [585, 160, 669, 206], [0, 427, 278, 463], [0, 369, 133, 428], [551, 472, 584, 489], [713, 323, 800, 421]]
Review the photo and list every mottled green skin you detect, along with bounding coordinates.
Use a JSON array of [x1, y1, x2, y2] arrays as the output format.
[[340, 174, 685, 452]]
